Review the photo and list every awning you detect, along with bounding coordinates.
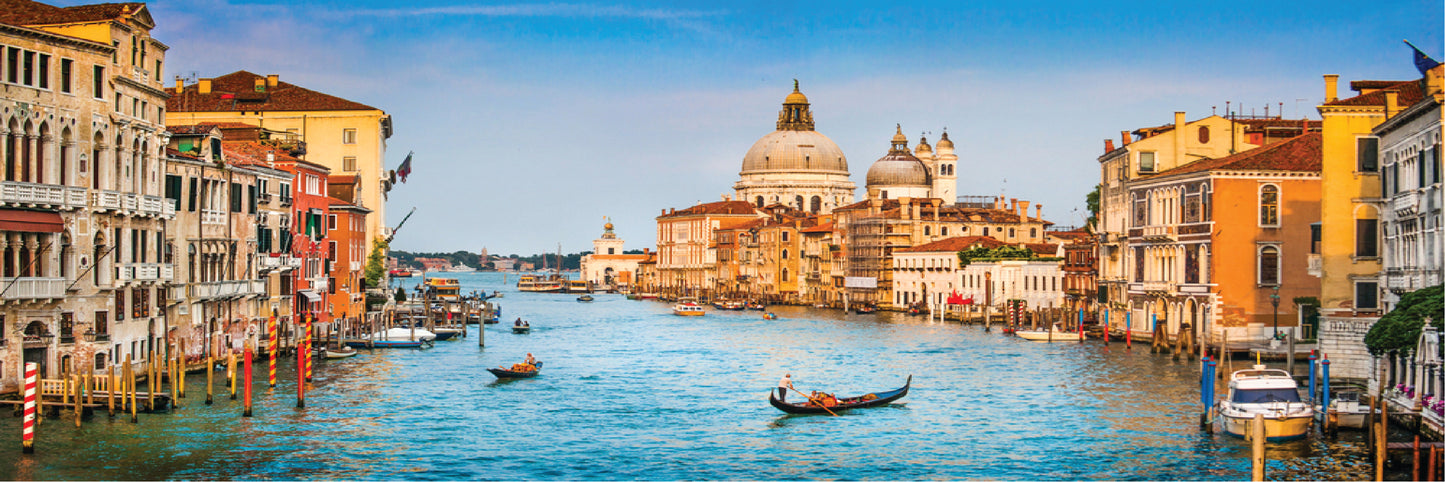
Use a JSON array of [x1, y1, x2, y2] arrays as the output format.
[[298, 290, 322, 302], [0, 210, 63, 233]]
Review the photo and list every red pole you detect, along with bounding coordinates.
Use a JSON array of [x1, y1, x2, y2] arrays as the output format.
[[21, 362, 37, 454], [242, 343, 253, 417], [297, 335, 306, 408]]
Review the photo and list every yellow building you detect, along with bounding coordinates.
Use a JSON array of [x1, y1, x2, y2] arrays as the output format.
[[1315, 75, 1425, 380], [165, 71, 392, 264]]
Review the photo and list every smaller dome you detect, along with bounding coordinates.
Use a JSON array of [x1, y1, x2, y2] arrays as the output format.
[[891, 124, 907, 144], [937, 130, 954, 149], [866, 153, 931, 187], [604, 222, 614, 231], [784, 79, 808, 105], [915, 135, 933, 155]]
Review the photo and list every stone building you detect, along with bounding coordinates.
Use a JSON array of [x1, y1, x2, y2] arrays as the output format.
[[652, 200, 762, 296], [733, 82, 855, 214], [578, 220, 648, 291], [0, 1, 172, 391]]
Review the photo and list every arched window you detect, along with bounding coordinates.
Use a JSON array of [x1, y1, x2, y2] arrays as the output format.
[[781, 268, 789, 282], [924, 226, 931, 236], [755, 196, 764, 208], [795, 195, 804, 210], [60, 232, 71, 279], [1258, 245, 1280, 285], [1259, 184, 1279, 226], [1198, 126, 1210, 143], [781, 249, 789, 260], [942, 227, 949, 236], [810, 196, 821, 213]]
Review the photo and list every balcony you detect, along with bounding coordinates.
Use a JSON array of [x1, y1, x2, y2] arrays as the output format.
[[1392, 191, 1420, 215], [128, 263, 174, 282], [202, 209, 226, 225], [91, 190, 121, 211], [1139, 225, 1177, 242], [139, 195, 172, 218], [1129, 281, 1175, 293], [279, 196, 293, 207], [0, 277, 66, 300], [193, 280, 266, 300], [1, 181, 86, 210], [259, 255, 302, 272], [113, 265, 133, 286], [1307, 254, 1322, 278]]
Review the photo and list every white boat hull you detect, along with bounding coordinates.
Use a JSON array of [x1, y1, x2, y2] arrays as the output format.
[[1016, 330, 1086, 341]]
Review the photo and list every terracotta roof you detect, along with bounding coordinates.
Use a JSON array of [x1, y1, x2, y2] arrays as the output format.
[[0, 0, 142, 26], [1024, 243, 1060, 256], [1144, 132, 1321, 179], [658, 200, 759, 218], [166, 125, 218, 136], [164, 147, 202, 161], [328, 174, 360, 184], [198, 121, 261, 129], [1046, 230, 1094, 244], [1235, 118, 1321, 130], [586, 254, 648, 261], [167, 71, 379, 113], [1325, 79, 1425, 107], [800, 222, 834, 233], [898, 236, 1007, 253], [222, 141, 299, 164]]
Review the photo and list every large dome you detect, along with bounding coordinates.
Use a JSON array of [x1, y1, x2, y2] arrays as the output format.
[[866, 151, 931, 187], [740, 130, 849, 174]]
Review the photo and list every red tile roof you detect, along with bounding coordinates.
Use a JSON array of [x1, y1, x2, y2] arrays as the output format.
[[1143, 132, 1321, 179], [0, 0, 142, 26], [1024, 243, 1060, 256], [166, 125, 218, 136], [1235, 118, 1322, 130], [898, 236, 1007, 253], [222, 141, 299, 164], [1325, 79, 1425, 107], [800, 222, 834, 233], [167, 71, 379, 113], [164, 146, 203, 161], [659, 201, 759, 218]]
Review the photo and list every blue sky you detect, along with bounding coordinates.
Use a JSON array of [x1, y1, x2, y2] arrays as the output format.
[[81, 0, 1444, 255]]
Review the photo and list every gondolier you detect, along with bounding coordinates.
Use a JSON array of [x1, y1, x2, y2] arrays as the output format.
[[778, 374, 794, 401]]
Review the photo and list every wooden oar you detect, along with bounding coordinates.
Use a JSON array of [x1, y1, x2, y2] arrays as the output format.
[[789, 387, 839, 417]]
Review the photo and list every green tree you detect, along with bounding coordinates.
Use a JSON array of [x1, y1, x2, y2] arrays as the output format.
[[364, 237, 389, 288], [1085, 184, 1100, 233], [1364, 284, 1443, 356], [394, 287, 407, 303]]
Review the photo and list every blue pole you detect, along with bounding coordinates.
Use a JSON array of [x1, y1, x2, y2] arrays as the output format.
[[1150, 313, 1157, 333], [1321, 357, 1332, 412], [1077, 309, 1084, 341], [1308, 351, 1318, 403], [1201, 355, 1210, 408], [1206, 357, 1217, 412]]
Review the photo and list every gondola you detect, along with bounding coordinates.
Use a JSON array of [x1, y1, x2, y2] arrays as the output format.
[[488, 361, 543, 379], [853, 304, 878, 314], [768, 375, 911, 415]]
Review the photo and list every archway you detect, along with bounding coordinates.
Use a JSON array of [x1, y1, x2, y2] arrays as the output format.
[[22, 320, 52, 377]]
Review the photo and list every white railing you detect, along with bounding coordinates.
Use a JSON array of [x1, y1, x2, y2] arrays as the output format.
[[139, 195, 166, 217], [163, 199, 177, 217], [202, 209, 226, 225], [114, 265, 133, 286], [259, 256, 282, 270], [122, 193, 138, 212], [193, 279, 266, 299], [91, 190, 122, 211], [1141, 225, 1176, 241], [131, 263, 171, 281], [1130, 281, 1175, 293], [0, 277, 66, 300], [160, 264, 174, 281], [351, 261, 362, 272], [0, 181, 86, 210]]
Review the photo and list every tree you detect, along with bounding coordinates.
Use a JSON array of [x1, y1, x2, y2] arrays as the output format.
[[394, 287, 407, 303], [1085, 184, 1100, 233], [364, 236, 389, 288], [1364, 284, 1443, 356]]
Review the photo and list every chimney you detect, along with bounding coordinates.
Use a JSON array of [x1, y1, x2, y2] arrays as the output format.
[[266, 152, 275, 166], [1009, 198, 1017, 214], [722, 194, 730, 202], [174, 76, 183, 91], [1104, 139, 1115, 153], [199, 78, 212, 94], [1384, 89, 1399, 120], [1018, 200, 1031, 220], [1324, 74, 1339, 103], [1174, 111, 1186, 168], [1121, 130, 1132, 146], [267, 74, 279, 88], [254, 78, 266, 92], [1034, 204, 1042, 221]]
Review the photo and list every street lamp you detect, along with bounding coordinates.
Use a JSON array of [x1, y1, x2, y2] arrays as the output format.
[[1270, 285, 1281, 338]]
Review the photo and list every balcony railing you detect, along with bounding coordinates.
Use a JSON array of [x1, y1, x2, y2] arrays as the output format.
[[1129, 281, 1175, 293], [193, 280, 265, 299], [1, 181, 86, 210], [139, 195, 171, 217], [91, 190, 121, 211], [0, 277, 66, 300], [127, 263, 174, 282], [1392, 191, 1420, 215], [1307, 254, 1322, 278], [1140, 225, 1177, 241], [123, 193, 138, 212], [202, 209, 227, 225]]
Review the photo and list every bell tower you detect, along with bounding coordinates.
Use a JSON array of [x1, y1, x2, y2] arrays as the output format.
[[934, 130, 958, 205], [593, 218, 625, 255]]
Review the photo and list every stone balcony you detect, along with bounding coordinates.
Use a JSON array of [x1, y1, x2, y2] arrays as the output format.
[[1392, 191, 1420, 215], [259, 255, 302, 272], [127, 263, 174, 283], [1139, 225, 1177, 242], [0, 277, 66, 301], [192, 280, 266, 300], [1, 181, 86, 210], [202, 209, 226, 225], [1129, 281, 1175, 294]]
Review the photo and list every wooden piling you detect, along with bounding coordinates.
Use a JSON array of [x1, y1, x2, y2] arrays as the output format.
[[1429, 445, 1438, 482], [168, 350, 178, 409], [228, 351, 237, 400], [107, 365, 116, 416], [206, 354, 214, 405], [85, 372, 94, 406], [126, 354, 137, 423], [178, 338, 187, 399], [1413, 435, 1421, 482], [72, 374, 81, 428], [148, 349, 157, 412], [1251, 413, 1265, 481], [1375, 397, 1388, 481], [242, 342, 253, 417]]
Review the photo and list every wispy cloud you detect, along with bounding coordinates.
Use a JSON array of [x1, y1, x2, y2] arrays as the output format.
[[325, 3, 727, 34]]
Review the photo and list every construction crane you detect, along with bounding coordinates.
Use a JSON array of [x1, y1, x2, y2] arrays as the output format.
[[387, 207, 416, 243]]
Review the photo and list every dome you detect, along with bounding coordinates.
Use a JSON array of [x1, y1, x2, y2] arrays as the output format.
[[783, 79, 808, 105], [936, 130, 954, 150], [914, 135, 933, 156], [740, 130, 849, 173], [866, 151, 931, 187]]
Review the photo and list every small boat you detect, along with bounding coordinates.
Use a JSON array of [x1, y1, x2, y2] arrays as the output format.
[[323, 345, 358, 359], [637, 293, 659, 300], [1015, 326, 1087, 341], [747, 301, 766, 311], [346, 338, 428, 349], [578, 294, 594, 302], [1218, 365, 1314, 441], [489, 291, 504, 299], [488, 361, 543, 379], [389, 269, 413, 278], [769, 375, 912, 415], [673, 302, 705, 316], [853, 304, 877, 314], [763, 313, 778, 320], [512, 323, 532, 333], [1319, 390, 1371, 430], [432, 327, 464, 341]]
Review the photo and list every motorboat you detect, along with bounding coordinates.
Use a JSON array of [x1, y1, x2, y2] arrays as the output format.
[[323, 345, 358, 359], [432, 326, 464, 341], [1319, 390, 1371, 430], [512, 323, 532, 334], [1217, 365, 1314, 441], [577, 294, 594, 302], [672, 302, 705, 316], [364, 327, 437, 342], [1015, 325, 1086, 341]]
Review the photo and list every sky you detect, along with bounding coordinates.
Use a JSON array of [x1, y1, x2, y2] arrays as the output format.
[[68, 0, 1443, 256]]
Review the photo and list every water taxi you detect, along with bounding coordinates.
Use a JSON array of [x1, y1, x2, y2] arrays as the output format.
[[566, 279, 592, 293], [425, 277, 463, 301], [672, 302, 705, 316], [517, 275, 565, 293], [1015, 325, 1087, 341], [1218, 365, 1314, 441]]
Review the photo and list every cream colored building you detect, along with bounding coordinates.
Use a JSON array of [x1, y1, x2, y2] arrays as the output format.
[[734, 82, 855, 214], [166, 71, 392, 264], [579, 220, 647, 290]]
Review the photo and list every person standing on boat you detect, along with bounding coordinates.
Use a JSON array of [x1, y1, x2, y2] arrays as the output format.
[[778, 374, 794, 401], [515, 317, 523, 327], [525, 353, 536, 366]]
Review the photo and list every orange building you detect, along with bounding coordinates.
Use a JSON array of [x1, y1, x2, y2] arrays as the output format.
[[1123, 132, 1322, 342], [327, 198, 371, 322]]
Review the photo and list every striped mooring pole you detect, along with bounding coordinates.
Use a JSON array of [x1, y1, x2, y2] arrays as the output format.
[[268, 311, 278, 387], [22, 362, 37, 454], [304, 313, 314, 382]]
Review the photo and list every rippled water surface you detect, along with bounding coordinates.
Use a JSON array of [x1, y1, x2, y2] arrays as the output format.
[[1, 273, 1380, 480]]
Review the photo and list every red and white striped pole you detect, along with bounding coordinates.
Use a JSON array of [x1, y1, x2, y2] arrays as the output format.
[[22, 362, 37, 454]]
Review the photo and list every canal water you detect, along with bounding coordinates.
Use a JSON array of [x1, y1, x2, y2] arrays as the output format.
[[2, 272, 1380, 480]]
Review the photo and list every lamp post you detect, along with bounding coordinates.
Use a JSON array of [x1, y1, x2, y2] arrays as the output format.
[[1270, 285, 1281, 338]]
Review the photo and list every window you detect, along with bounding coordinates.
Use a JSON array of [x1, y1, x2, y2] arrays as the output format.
[[942, 227, 948, 235], [1355, 281, 1379, 311], [5, 48, 16, 83], [1357, 137, 1379, 172], [328, 214, 337, 231], [1139, 152, 1156, 172], [1258, 246, 1280, 285], [781, 231, 788, 242], [343, 128, 357, 144], [1198, 126, 1210, 143], [343, 157, 357, 172], [37, 53, 49, 89], [1259, 185, 1279, 226], [1310, 223, 1321, 254], [781, 249, 789, 260], [93, 65, 104, 98], [115, 289, 125, 321], [230, 183, 242, 212], [1355, 219, 1378, 257], [21, 51, 33, 86], [924, 226, 931, 236], [154, 60, 162, 82], [60, 58, 72, 93]]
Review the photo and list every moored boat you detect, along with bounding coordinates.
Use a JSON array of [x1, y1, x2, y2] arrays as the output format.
[[1218, 365, 1314, 441], [768, 375, 912, 415], [488, 361, 543, 379], [432, 326, 463, 341], [1015, 326, 1087, 341], [1319, 390, 1371, 430], [673, 302, 705, 316], [853, 304, 877, 314], [323, 345, 358, 359]]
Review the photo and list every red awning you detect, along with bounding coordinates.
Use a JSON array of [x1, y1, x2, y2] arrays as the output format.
[[0, 210, 63, 233]]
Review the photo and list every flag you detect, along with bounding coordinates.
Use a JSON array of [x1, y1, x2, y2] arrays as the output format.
[[1407, 40, 1441, 76], [947, 291, 964, 305], [397, 151, 413, 183]]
